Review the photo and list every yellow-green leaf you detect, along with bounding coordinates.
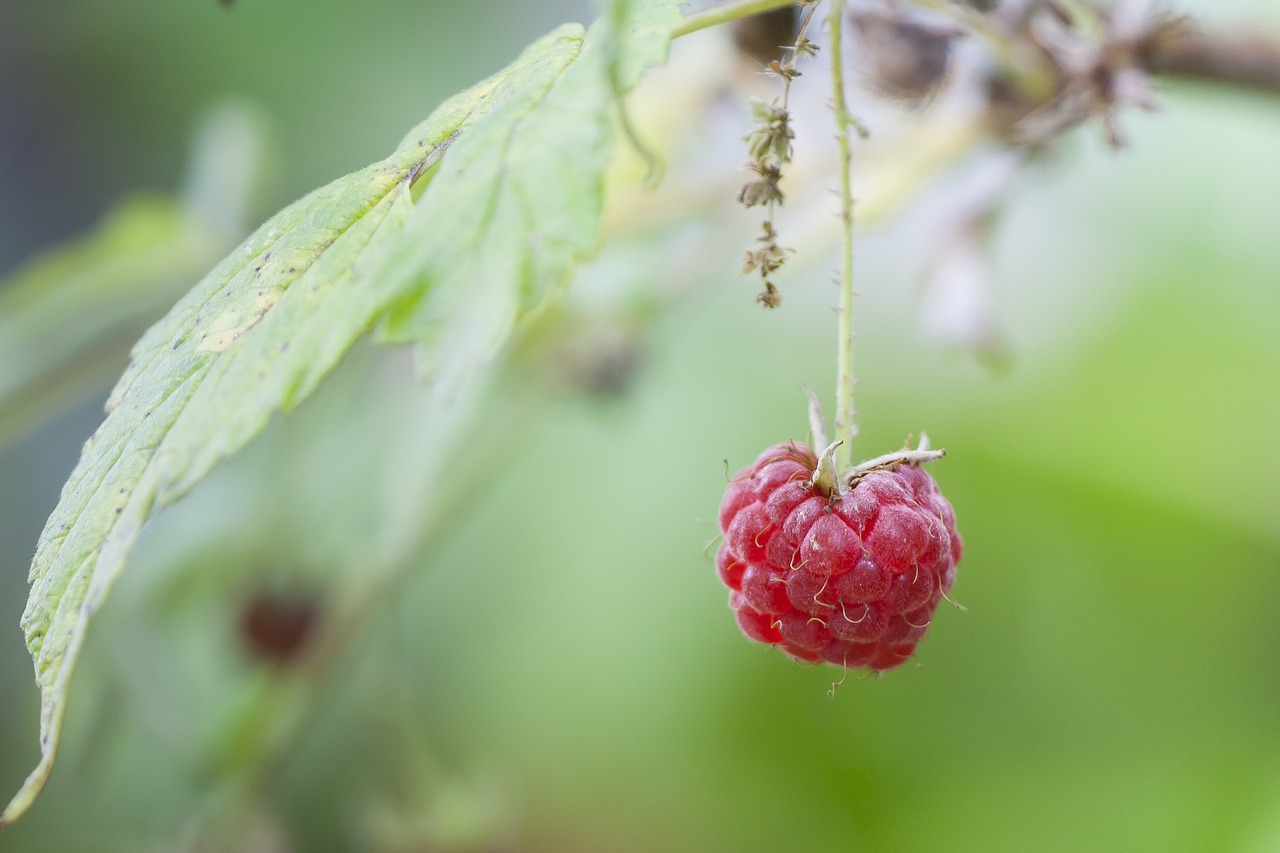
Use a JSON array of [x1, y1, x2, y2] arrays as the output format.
[[1, 26, 586, 825], [4, 2, 679, 823]]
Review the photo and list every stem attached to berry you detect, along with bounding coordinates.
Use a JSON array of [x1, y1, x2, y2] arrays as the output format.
[[828, 0, 858, 474]]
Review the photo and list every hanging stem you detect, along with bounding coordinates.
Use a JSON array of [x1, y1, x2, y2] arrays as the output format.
[[828, 0, 857, 472], [672, 0, 800, 39]]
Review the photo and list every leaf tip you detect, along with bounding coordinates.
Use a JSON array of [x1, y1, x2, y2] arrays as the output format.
[[0, 752, 54, 827]]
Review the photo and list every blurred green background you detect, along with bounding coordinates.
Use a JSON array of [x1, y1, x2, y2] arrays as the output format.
[[2, 1, 1280, 851]]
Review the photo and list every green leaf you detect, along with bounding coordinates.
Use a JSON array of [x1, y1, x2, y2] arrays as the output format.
[[606, 0, 685, 90], [4, 3, 678, 824], [375, 1, 681, 389], [0, 198, 228, 448], [0, 26, 573, 826]]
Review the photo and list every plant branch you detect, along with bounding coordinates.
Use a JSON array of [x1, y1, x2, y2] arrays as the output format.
[[1146, 26, 1280, 97], [828, 0, 857, 473], [673, 0, 800, 39]]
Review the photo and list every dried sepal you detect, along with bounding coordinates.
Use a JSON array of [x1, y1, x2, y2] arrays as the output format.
[[793, 36, 819, 58], [765, 59, 802, 82], [744, 99, 794, 163], [756, 282, 782, 308], [737, 160, 784, 208]]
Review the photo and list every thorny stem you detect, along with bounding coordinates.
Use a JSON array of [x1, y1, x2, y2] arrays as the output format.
[[672, 0, 799, 39], [828, 0, 857, 473]]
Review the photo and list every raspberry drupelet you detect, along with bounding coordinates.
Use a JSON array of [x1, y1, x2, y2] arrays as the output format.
[[716, 441, 962, 672]]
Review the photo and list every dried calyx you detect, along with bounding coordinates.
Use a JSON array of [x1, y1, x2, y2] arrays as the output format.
[[808, 435, 945, 499]]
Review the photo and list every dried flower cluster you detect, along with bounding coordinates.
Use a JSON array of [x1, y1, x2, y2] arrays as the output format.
[[719, 0, 1280, 340], [737, 1, 821, 309], [840, 0, 1203, 363], [989, 0, 1175, 147], [845, 0, 1181, 149]]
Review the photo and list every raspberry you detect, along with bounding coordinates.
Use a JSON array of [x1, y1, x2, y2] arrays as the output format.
[[715, 441, 961, 673]]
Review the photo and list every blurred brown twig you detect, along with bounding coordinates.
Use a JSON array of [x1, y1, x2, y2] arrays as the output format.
[[1145, 23, 1280, 96]]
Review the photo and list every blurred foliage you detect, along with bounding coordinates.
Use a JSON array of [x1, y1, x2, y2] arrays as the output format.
[[0, 195, 222, 447], [2, 3, 679, 829], [2, 1, 1279, 852], [0, 102, 263, 449]]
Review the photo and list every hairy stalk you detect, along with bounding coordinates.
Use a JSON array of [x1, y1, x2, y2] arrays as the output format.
[[828, 0, 857, 472], [673, 0, 800, 39]]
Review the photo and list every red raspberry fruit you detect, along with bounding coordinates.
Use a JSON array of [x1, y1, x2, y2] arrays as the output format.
[[716, 442, 962, 672]]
